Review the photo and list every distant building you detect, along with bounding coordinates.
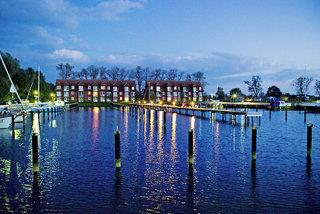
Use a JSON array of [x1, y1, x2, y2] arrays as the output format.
[[55, 79, 136, 103], [144, 80, 203, 103]]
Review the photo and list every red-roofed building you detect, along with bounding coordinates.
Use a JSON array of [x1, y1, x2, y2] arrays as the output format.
[[55, 79, 136, 103], [144, 80, 203, 103]]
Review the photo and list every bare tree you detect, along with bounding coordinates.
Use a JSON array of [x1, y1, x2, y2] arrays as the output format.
[[56, 63, 74, 79], [177, 71, 184, 81], [244, 76, 263, 98], [292, 76, 313, 98], [315, 80, 320, 97], [166, 69, 178, 80], [106, 66, 120, 80], [99, 67, 107, 79], [80, 68, 89, 79], [150, 69, 162, 80], [129, 66, 144, 92], [87, 65, 99, 79], [192, 71, 206, 87], [119, 68, 128, 80], [185, 74, 192, 81]]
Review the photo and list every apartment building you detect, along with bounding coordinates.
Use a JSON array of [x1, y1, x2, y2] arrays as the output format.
[[144, 80, 203, 103], [55, 79, 136, 103]]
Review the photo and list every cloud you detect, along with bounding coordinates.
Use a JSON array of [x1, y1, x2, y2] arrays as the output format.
[[92, 0, 146, 21], [32, 26, 64, 47], [0, 0, 147, 29], [0, 0, 78, 28], [50, 48, 89, 62]]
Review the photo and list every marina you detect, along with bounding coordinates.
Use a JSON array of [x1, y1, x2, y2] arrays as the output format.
[[0, 106, 320, 212]]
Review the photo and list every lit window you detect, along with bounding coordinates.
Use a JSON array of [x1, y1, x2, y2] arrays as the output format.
[[101, 85, 106, 90], [79, 86, 83, 91], [93, 91, 98, 97], [56, 85, 61, 90], [88, 85, 92, 90], [71, 85, 75, 90]]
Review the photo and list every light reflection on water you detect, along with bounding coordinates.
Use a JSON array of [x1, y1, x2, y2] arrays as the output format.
[[0, 107, 320, 212]]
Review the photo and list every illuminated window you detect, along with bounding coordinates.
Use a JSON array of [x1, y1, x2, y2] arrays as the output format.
[[93, 91, 98, 97]]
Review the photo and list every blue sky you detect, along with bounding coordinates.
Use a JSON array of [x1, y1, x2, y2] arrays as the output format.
[[1, 0, 320, 94]]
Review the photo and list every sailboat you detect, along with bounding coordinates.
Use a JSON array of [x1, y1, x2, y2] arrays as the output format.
[[31, 66, 50, 111], [0, 54, 27, 128]]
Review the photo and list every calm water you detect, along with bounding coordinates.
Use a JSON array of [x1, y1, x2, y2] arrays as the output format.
[[0, 107, 320, 213]]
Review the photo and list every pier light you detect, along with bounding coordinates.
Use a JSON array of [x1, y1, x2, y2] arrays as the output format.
[[172, 101, 176, 106], [144, 101, 147, 104], [138, 101, 141, 104], [159, 100, 163, 105], [190, 101, 194, 107], [150, 101, 154, 105], [33, 90, 38, 95]]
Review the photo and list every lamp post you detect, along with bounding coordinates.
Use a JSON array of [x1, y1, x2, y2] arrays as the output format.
[[33, 90, 38, 103], [232, 94, 237, 102]]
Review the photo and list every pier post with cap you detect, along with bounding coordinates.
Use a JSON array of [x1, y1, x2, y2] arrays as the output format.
[[307, 124, 313, 158], [115, 128, 121, 168], [252, 126, 257, 160], [188, 129, 194, 164], [32, 133, 39, 172]]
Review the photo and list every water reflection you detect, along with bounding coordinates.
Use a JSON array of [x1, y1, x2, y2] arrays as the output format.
[[170, 113, 177, 163], [190, 116, 195, 130], [113, 168, 122, 211], [187, 165, 195, 211], [157, 111, 163, 161]]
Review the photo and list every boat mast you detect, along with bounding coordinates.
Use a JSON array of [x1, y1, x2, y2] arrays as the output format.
[[0, 54, 25, 110], [38, 66, 40, 103]]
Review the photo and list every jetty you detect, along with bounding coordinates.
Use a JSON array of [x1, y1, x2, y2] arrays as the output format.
[[110, 102, 260, 125]]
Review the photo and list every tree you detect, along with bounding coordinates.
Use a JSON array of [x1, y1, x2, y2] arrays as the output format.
[[129, 66, 144, 92], [99, 67, 107, 79], [177, 71, 184, 81], [166, 69, 178, 80], [229, 88, 242, 96], [185, 74, 192, 81], [80, 68, 89, 79], [56, 63, 74, 79], [292, 76, 313, 98], [244, 76, 263, 98], [150, 69, 165, 80], [191, 71, 206, 87], [216, 87, 225, 100], [315, 80, 320, 97], [87, 65, 99, 79], [266, 85, 282, 98]]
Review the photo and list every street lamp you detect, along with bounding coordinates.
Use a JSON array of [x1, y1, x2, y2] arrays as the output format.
[[33, 90, 38, 103], [232, 94, 237, 102]]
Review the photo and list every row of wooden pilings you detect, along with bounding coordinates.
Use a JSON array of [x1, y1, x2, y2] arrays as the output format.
[[49, 122, 312, 170], [124, 104, 250, 126], [11, 106, 63, 139]]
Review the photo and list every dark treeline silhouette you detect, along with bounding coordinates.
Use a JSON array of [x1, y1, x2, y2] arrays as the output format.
[[57, 63, 207, 93], [0, 52, 55, 104]]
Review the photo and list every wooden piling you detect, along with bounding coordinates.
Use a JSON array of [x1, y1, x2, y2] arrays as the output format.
[[252, 126, 257, 160], [307, 124, 313, 158], [115, 129, 121, 168], [32, 133, 39, 172], [285, 108, 288, 121], [269, 108, 271, 119], [188, 129, 194, 164], [11, 115, 15, 138], [304, 110, 307, 123]]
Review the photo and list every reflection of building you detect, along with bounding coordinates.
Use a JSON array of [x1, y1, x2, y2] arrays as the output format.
[[55, 79, 136, 103], [144, 80, 203, 102]]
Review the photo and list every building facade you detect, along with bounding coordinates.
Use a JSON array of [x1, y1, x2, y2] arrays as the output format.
[[55, 79, 136, 103], [144, 80, 203, 103]]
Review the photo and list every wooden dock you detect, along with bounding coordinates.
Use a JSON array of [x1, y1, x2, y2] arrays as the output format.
[[110, 102, 262, 125]]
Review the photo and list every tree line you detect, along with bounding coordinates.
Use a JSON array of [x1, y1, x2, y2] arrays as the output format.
[[56, 63, 206, 93], [0, 52, 55, 104], [215, 75, 320, 101]]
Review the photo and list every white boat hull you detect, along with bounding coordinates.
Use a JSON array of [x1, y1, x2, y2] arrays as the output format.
[[0, 117, 11, 129]]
